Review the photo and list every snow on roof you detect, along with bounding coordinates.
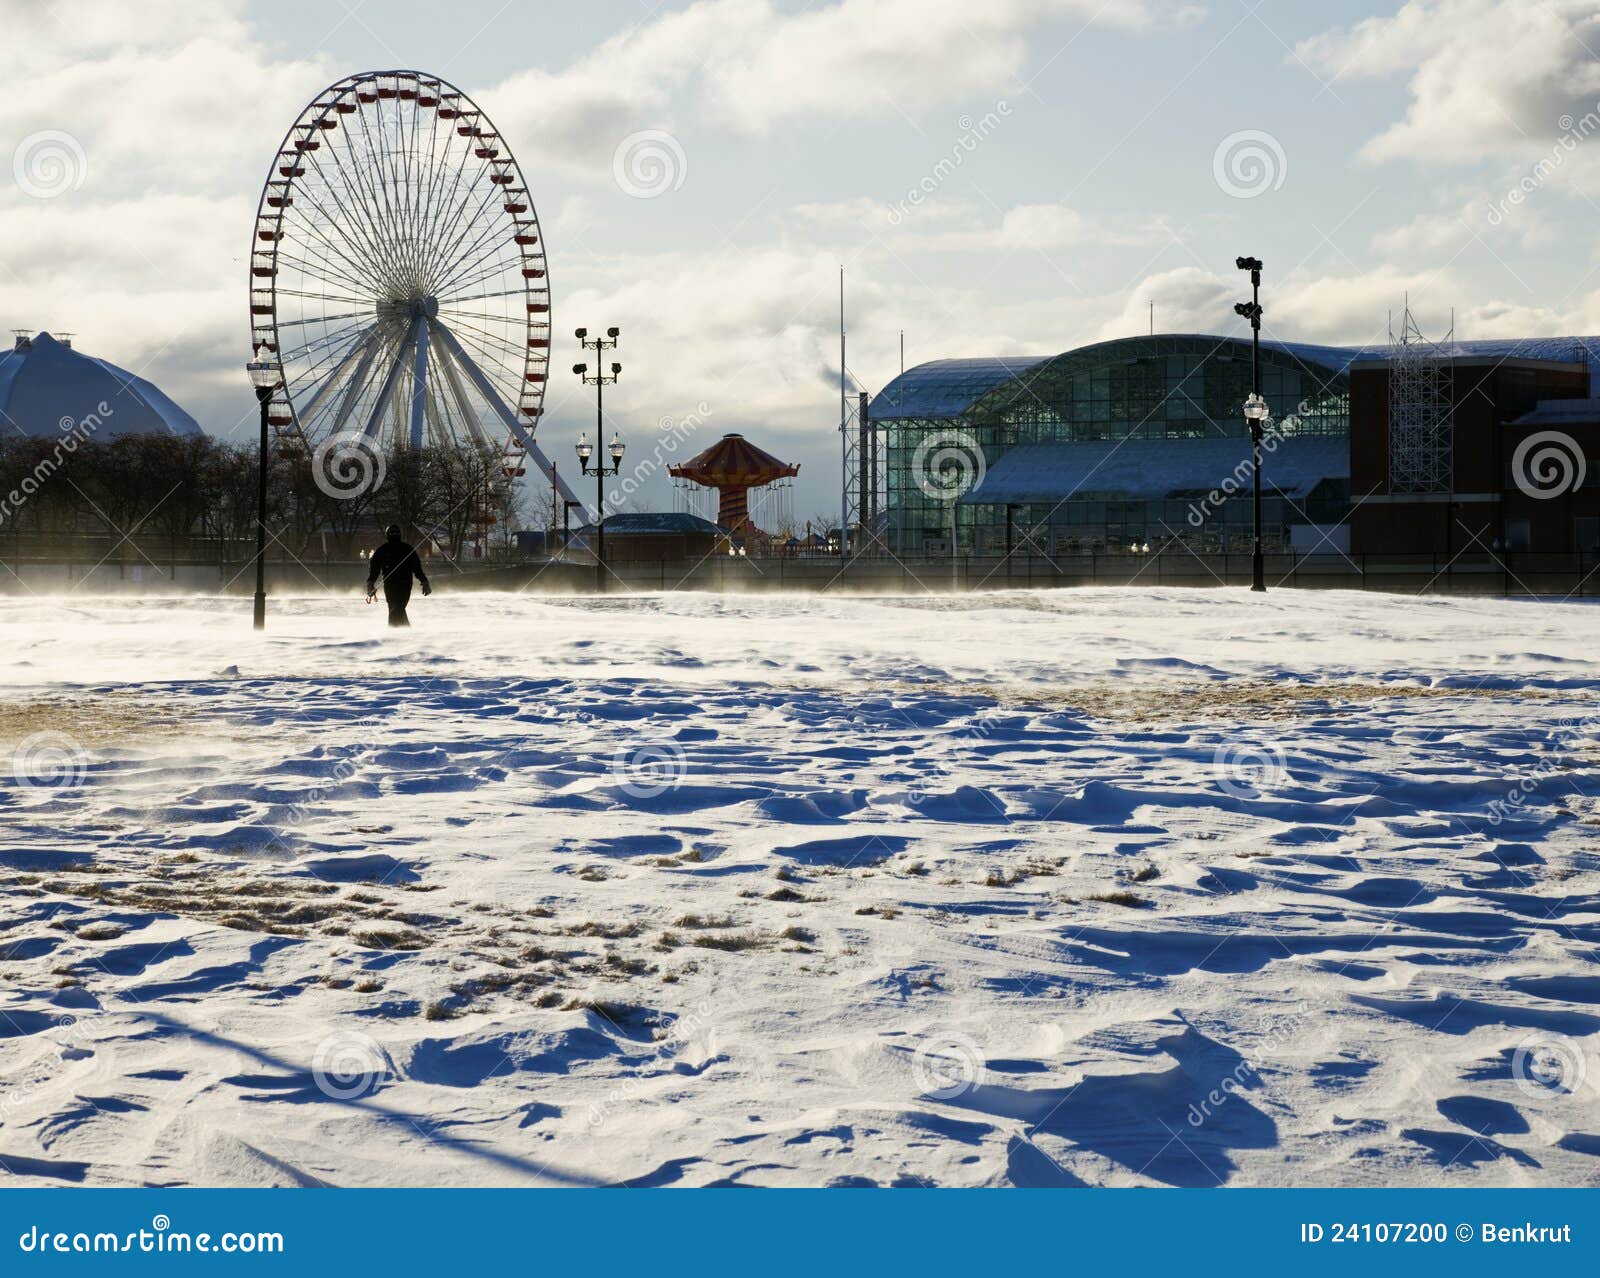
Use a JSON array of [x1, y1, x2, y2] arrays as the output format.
[[958, 435, 1349, 505], [0, 332, 203, 440]]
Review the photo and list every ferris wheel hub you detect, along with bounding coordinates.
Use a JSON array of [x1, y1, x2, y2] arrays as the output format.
[[377, 294, 439, 325]]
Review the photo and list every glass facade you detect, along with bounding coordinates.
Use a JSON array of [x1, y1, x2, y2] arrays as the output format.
[[878, 335, 1353, 556]]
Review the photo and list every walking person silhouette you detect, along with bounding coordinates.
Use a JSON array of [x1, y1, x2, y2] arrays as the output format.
[[365, 525, 431, 627]]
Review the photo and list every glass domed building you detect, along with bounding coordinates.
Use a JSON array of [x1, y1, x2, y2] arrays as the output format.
[[870, 331, 1600, 557], [870, 334, 1356, 556]]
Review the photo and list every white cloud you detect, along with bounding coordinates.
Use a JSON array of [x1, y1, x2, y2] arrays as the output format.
[[1297, 1, 1600, 170], [481, 0, 1171, 172]]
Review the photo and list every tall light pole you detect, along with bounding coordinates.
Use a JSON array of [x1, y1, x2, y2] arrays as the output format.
[[573, 326, 623, 594], [1234, 257, 1268, 593], [245, 345, 282, 628]]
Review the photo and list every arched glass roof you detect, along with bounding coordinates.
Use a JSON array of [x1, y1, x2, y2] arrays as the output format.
[[871, 332, 1600, 420]]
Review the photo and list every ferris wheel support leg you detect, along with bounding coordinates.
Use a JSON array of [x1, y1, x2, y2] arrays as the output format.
[[409, 320, 431, 450], [430, 322, 496, 453], [430, 319, 585, 511], [329, 333, 390, 439], [363, 318, 421, 443]]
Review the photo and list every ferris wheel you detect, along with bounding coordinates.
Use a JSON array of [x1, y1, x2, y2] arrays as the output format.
[[248, 69, 580, 505]]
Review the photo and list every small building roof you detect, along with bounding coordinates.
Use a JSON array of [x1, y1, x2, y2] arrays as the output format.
[[573, 511, 724, 536], [0, 332, 202, 439]]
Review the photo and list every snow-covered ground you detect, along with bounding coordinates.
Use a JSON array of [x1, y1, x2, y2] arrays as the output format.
[[2, 587, 1599, 1188]]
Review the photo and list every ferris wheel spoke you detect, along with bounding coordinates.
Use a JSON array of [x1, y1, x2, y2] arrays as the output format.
[[276, 319, 371, 374], [272, 286, 373, 308], [431, 202, 514, 296], [427, 163, 508, 283], [347, 105, 410, 284], [275, 308, 374, 330], [287, 324, 381, 421], [273, 246, 381, 303], [440, 324, 523, 379], [294, 136, 408, 295], [325, 331, 395, 438], [279, 179, 399, 297], [319, 111, 411, 293], [421, 110, 497, 285], [278, 184, 398, 298], [437, 253, 524, 306], [434, 285, 526, 306]]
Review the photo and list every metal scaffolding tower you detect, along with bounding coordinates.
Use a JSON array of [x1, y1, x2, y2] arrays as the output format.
[[1387, 301, 1454, 493]]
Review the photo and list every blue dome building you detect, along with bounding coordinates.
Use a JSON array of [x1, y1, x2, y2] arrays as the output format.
[[0, 331, 202, 440]]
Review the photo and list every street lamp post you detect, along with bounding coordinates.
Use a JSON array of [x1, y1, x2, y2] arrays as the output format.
[[245, 344, 282, 628], [573, 326, 623, 594], [1234, 257, 1268, 593]]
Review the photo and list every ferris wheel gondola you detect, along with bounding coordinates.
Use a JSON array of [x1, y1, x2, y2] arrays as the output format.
[[247, 69, 582, 507]]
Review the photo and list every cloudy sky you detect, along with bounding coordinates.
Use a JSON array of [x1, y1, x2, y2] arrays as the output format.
[[3, 0, 1599, 515]]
